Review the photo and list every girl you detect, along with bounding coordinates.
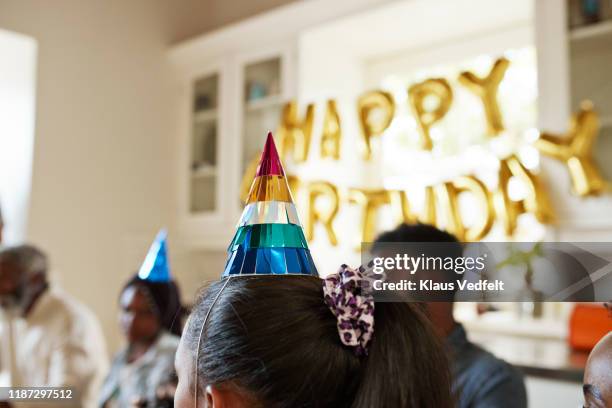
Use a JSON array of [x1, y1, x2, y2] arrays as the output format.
[[174, 266, 454, 408], [100, 275, 183, 408]]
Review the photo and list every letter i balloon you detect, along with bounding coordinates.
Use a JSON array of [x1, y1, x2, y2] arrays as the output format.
[[223, 132, 318, 276]]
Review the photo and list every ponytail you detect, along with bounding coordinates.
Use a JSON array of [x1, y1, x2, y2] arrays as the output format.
[[351, 302, 453, 407]]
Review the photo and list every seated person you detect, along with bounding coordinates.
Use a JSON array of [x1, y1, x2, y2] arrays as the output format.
[[0, 245, 108, 408], [373, 223, 527, 408], [174, 267, 454, 408], [100, 231, 183, 408], [0, 203, 4, 244], [583, 331, 612, 408]]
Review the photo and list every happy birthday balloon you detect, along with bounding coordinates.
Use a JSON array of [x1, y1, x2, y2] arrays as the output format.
[[358, 90, 395, 159], [277, 102, 315, 163], [321, 99, 342, 160], [408, 78, 453, 150], [536, 101, 610, 197], [459, 57, 509, 137], [304, 181, 340, 246]]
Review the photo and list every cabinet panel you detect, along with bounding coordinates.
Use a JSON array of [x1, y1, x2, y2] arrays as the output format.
[[191, 74, 219, 213], [242, 56, 283, 173]]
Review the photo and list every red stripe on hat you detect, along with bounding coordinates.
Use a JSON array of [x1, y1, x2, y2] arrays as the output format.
[[256, 132, 285, 176]]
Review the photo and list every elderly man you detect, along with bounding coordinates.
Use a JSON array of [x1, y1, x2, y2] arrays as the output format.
[[0, 245, 108, 408]]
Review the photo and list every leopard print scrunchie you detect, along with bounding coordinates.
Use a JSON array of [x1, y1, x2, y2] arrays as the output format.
[[323, 264, 375, 356]]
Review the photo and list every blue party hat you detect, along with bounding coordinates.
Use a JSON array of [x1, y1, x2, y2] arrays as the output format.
[[138, 229, 172, 282]]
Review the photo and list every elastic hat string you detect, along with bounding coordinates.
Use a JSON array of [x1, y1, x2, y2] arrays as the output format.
[[194, 276, 233, 406]]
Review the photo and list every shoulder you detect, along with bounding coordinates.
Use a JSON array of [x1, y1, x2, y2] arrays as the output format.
[[36, 288, 106, 346], [449, 325, 526, 407], [454, 343, 526, 407], [156, 332, 181, 355], [462, 342, 523, 384]]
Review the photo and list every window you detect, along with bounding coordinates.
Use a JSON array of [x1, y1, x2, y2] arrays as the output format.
[[0, 29, 37, 244]]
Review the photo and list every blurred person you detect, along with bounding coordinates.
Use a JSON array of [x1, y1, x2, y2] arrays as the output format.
[[0, 244, 108, 408], [583, 331, 612, 408], [99, 231, 183, 408], [373, 223, 527, 408], [174, 268, 454, 408], [0, 202, 4, 245]]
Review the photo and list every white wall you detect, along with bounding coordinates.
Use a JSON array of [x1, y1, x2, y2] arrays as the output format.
[[526, 377, 583, 408]]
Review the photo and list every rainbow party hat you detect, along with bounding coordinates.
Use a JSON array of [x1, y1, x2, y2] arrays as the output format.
[[138, 229, 172, 282], [223, 132, 318, 277]]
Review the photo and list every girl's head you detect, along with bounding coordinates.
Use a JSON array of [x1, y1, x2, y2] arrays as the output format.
[[174, 273, 453, 408], [119, 275, 183, 344]]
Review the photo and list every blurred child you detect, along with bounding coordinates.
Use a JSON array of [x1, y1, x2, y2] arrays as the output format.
[[100, 231, 183, 408]]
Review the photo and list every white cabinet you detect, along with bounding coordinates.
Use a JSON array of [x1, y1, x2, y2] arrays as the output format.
[[170, 39, 296, 249]]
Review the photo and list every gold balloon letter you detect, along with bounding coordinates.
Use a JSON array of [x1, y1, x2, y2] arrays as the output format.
[[388, 190, 418, 225], [536, 102, 609, 196], [357, 90, 395, 160], [304, 181, 340, 246], [320, 99, 341, 160], [452, 176, 495, 241], [434, 182, 465, 240], [494, 155, 555, 236], [239, 153, 261, 203], [421, 185, 437, 225], [458, 57, 509, 137], [408, 79, 453, 150], [348, 189, 390, 243], [277, 101, 315, 163], [286, 175, 301, 199], [428, 177, 493, 241], [494, 158, 522, 236]]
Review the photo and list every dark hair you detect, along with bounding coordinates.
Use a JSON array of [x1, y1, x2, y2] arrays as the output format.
[[373, 223, 460, 247], [373, 223, 464, 298], [185, 275, 453, 408], [122, 275, 184, 336]]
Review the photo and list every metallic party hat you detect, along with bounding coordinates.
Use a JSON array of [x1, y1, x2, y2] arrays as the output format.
[[223, 132, 317, 277], [138, 229, 172, 282]]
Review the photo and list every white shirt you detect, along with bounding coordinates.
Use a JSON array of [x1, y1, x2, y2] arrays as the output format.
[[0, 287, 109, 408]]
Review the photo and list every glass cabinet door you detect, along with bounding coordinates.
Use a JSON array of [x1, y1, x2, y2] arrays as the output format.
[[241, 57, 283, 177], [191, 73, 219, 213]]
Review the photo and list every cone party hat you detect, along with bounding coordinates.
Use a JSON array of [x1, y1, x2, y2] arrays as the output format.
[[223, 132, 318, 277], [138, 229, 172, 282]]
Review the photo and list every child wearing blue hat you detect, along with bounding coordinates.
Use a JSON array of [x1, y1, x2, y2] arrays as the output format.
[[100, 230, 183, 408]]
